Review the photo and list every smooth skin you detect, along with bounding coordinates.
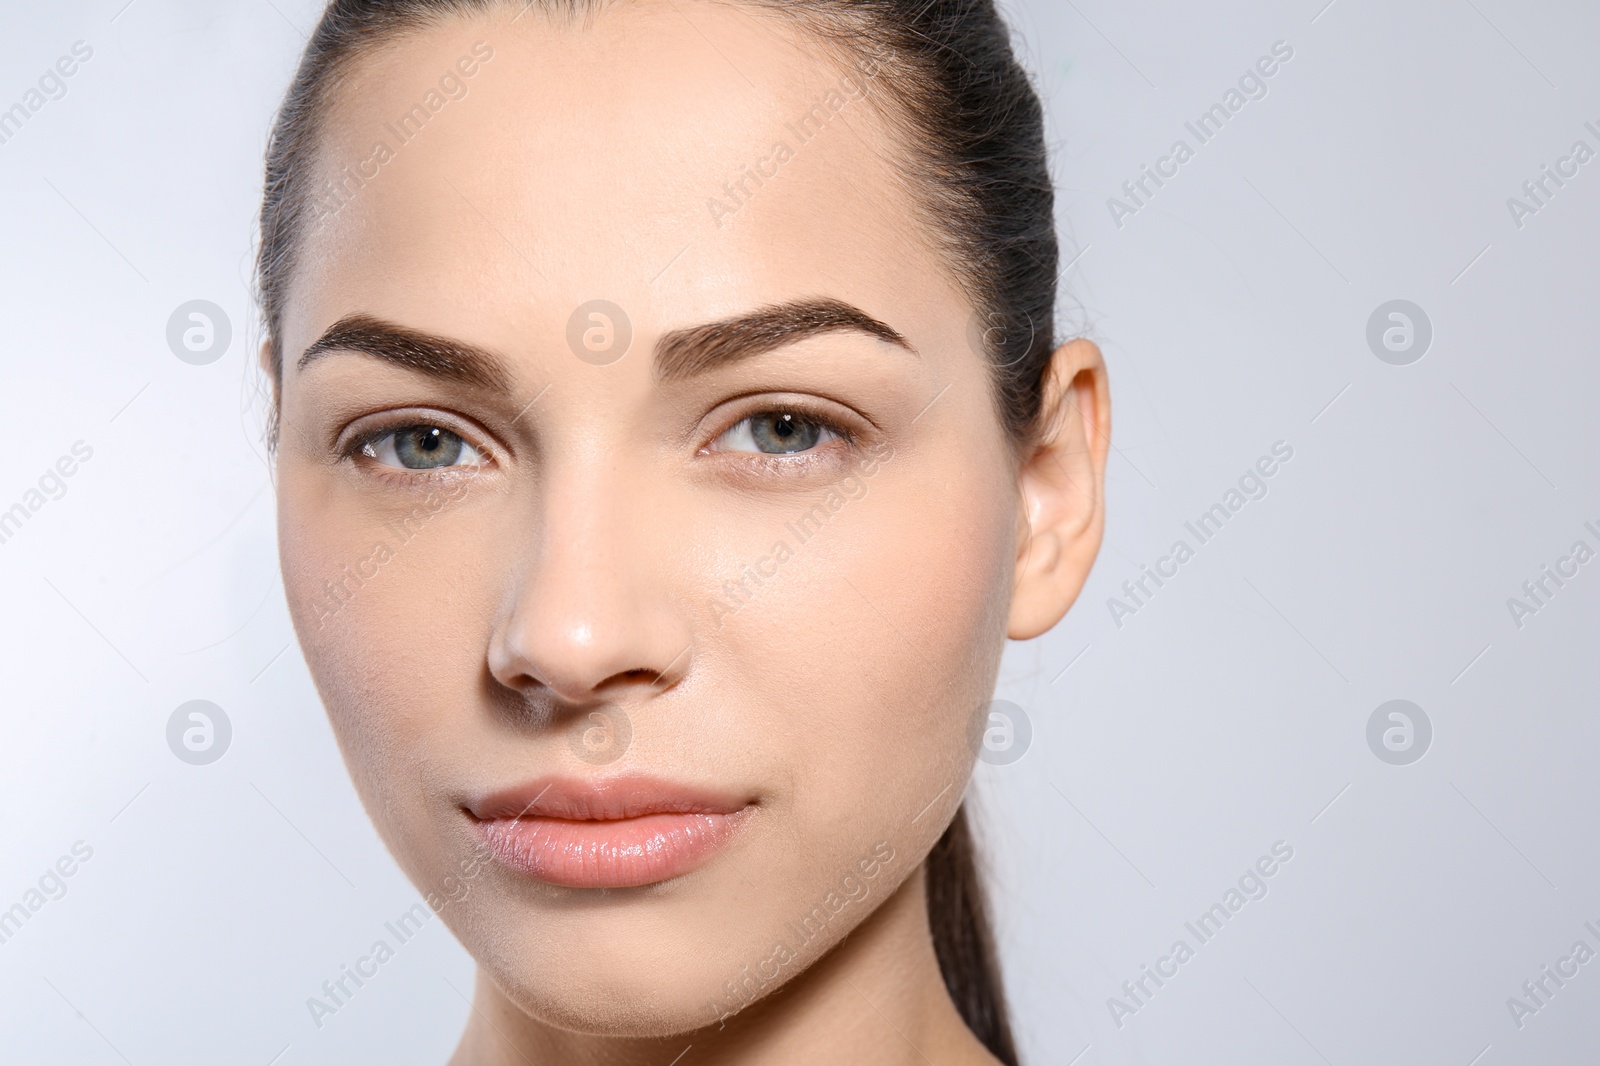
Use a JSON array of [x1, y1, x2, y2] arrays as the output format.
[[265, 2, 1108, 1063]]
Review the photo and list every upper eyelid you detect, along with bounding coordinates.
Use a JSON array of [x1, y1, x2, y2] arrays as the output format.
[[342, 411, 502, 462], [725, 409, 851, 435], [703, 397, 863, 447], [719, 412, 849, 442], [364, 428, 489, 461]]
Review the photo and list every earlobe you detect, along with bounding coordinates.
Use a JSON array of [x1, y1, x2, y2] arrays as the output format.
[[1007, 338, 1110, 640]]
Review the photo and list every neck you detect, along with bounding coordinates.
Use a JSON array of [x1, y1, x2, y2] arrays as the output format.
[[448, 862, 998, 1065]]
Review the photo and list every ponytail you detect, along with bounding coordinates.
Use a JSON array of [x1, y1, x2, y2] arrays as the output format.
[[926, 804, 1019, 1064]]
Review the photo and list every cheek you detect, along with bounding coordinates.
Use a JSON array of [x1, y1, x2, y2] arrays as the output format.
[[710, 442, 1018, 833], [275, 463, 485, 813]]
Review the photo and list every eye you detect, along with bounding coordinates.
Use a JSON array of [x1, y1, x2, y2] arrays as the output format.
[[712, 411, 843, 455], [361, 425, 487, 470]]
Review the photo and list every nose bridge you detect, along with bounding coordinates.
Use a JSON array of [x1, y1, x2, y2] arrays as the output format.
[[491, 448, 685, 702], [542, 450, 631, 595]]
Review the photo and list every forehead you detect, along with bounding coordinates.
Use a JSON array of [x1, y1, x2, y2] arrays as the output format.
[[283, 1, 964, 366]]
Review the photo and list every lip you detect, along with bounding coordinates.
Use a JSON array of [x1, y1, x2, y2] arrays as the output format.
[[465, 774, 753, 889]]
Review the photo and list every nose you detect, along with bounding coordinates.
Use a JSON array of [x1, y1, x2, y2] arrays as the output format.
[[486, 462, 694, 709]]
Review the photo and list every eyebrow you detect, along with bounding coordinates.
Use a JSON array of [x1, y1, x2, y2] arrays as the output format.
[[298, 313, 513, 392], [296, 297, 911, 390], [654, 297, 913, 383]]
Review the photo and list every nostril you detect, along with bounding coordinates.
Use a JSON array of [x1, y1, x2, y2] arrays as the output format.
[[485, 678, 558, 727], [648, 643, 695, 689], [485, 589, 695, 705]]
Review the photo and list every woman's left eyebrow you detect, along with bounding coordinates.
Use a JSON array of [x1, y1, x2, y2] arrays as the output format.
[[653, 297, 915, 383]]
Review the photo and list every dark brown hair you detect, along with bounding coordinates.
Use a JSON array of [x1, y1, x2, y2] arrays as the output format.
[[257, 1, 1056, 1060]]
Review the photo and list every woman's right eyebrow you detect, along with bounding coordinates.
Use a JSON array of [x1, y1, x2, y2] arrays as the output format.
[[298, 313, 513, 392]]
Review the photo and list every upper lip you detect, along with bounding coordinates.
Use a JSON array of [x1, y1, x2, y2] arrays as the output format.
[[465, 773, 751, 822]]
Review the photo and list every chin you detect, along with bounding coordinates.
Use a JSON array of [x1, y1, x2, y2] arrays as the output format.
[[460, 900, 809, 1037]]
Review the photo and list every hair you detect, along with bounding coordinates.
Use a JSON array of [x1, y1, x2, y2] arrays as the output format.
[[257, 1, 1057, 1060]]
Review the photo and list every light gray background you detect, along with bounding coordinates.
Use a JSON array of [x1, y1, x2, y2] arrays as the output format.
[[1, 1, 1595, 1063]]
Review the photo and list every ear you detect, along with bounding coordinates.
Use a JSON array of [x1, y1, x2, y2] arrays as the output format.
[[258, 338, 279, 405], [1008, 338, 1110, 640], [258, 338, 286, 458]]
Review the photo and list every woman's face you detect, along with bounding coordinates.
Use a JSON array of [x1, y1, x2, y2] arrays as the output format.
[[273, 1, 1027, 1035]]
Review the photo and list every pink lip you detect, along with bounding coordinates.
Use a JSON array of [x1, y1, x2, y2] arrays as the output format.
[[465, 775, 753, 889]]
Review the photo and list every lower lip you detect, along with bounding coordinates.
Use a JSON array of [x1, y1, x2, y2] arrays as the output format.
[[474, 810, 747, 888]]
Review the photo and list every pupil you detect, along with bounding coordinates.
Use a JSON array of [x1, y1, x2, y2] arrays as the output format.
[[752, 412, 820, 454], [395, 426, 464, 468]]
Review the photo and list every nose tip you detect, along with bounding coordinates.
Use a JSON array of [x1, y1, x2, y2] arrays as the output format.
[[482, 464, 694, 717], [485, 589, 693, 709]]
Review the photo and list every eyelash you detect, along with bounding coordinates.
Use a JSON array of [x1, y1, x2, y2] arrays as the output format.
[[703, 403, 859, 463], [342, 416, 496, 484]]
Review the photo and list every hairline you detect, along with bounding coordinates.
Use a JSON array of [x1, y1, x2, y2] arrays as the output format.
[[262, 0, 987, 385]]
